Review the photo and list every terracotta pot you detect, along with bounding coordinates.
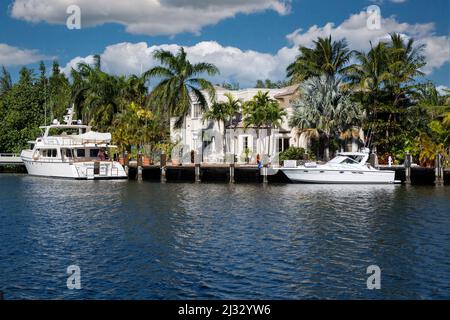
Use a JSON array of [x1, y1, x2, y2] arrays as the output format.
[[172, 159, 180, 166], [119, 157, 125, 165], [143, 156, 152, 166]]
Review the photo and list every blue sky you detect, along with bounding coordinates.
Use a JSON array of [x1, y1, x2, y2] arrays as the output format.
[[1, 0, 448, 88]]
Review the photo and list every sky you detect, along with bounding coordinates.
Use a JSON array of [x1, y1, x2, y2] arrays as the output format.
[[0, 0, 449, 89]]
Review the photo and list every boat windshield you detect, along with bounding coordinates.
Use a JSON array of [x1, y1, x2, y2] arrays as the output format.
[[328, 156, 360, 165]]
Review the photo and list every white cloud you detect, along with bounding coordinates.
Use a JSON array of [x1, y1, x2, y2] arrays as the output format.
[[286, 11, 449, 74], [61, 10, 449, 87], [11, 0, 291, 36], [0, 43, 53, 66], [62, 41, 296, 87], [436, 85, 449, 95]]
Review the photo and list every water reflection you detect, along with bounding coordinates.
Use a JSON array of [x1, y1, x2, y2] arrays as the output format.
[[0, 175, 449, 299]]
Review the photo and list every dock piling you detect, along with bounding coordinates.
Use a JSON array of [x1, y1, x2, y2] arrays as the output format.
[[195, 164, 201, 183], [160, 166, 167, 183], [405, 153, 412, 185], [262, 165, 268, 184], [229, 163, 235, 184], [137, 166, 143, 181], [435, 153, 444, 186]]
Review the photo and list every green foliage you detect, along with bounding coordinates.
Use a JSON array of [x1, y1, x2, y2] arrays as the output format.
[[0, 67, 44, 153], [287, 36, 352, 82], [144, 47, 219, 128], [290, 76, 365, 160], [279, 147, 306, 161], [255, 79, 290, 89]]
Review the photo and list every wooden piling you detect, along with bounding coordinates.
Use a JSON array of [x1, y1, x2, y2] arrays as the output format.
[[160, 166, 167, 183], [195, 164, 201, 183], [405, 153, 412, 185], [262, 165, 268, 184], [229, 163, 235, 184], [137, 166, 143, 181], [435, 153, 444, 186]]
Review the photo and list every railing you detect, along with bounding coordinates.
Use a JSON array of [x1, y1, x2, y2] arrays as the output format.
[[0, 153, 23, 164]]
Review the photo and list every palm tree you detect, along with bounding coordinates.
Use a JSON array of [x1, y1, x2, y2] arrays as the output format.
[[71, 55, 124, 130], [287, 36, 352, 82], [290, 76, 365, 160], [202, 93, 241, 157], [243, 91, 287, 158], [344, 33, 426, 152], [145, 47, 219, 128]]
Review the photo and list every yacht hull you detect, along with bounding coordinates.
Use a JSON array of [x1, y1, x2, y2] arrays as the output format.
[[21, 152, 127, 180], [281, 168, 396, 184]]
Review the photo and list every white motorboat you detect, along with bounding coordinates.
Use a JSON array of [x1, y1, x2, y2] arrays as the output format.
[[20, 108, 127, 180], [280, 151, 397, 184]]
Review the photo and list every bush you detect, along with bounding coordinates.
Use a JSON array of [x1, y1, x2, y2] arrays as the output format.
[[280, 147, 306, 162]]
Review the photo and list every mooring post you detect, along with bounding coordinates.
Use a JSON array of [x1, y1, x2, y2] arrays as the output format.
[[160, 166, 167, 183], [435, 153, 444, 186], [195, 163, 201, 183], [405, 152, 412, 185], [229, 163, 235, 184], [137, 166, 143, 181], [263, 165, 268, 184]]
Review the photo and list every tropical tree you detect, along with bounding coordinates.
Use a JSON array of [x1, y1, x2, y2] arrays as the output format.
[[344, 33, 426, 154], [71, 55, 125, 130], [145, 47, 219, 128], [243, 91, 287, 157], [290, 76, 365, 160], [0, 66, 12, 96], [202, 93, 241, 156], [112, 102, 167, 155], [0, 67, 45, 153], [287, 36, 352, 82]]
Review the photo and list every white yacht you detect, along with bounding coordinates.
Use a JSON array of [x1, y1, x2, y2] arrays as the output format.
[[280, 151, 397, 184], [21, 108, 127, 180]]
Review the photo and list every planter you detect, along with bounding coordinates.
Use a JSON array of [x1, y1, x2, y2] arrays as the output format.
[[119, 157, 125, 165], [172, 159, 181, 166], [143, 156, 152, 166]]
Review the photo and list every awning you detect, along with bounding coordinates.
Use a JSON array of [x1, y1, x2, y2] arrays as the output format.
[[76, 131, 112, 144]]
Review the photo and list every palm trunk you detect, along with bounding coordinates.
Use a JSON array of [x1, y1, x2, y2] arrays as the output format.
[[324, 135, 330, 161]]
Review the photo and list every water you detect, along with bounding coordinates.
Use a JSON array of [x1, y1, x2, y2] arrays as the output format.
[[0, 174, 449, 300]]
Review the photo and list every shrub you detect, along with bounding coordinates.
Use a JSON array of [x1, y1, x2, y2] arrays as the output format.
[[280, 147, 306, 162]]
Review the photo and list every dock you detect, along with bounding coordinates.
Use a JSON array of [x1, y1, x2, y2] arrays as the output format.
[[126, 162, 449, 185]]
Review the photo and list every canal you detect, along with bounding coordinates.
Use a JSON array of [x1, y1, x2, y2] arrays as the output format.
[[0, 174, 449, 299]]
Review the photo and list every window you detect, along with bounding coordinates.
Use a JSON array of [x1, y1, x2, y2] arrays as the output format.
[[41, 149, 57, 157], [90, 149, 100, 158], [243, 136, 249, 150], [192, 103, 202, 119], [278, 138, 290, 153], [76, 149, 85, 157], [64, 149, 73, 158]]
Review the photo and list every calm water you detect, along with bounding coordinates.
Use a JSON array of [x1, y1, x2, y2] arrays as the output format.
[[0, 174, 449, 300]]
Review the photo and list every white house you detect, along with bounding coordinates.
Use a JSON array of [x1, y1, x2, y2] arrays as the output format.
[[170, 85, 363, 164], [170, 85, 300, 165]]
